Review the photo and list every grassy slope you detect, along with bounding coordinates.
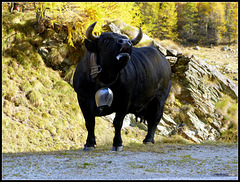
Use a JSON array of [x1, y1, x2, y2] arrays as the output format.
[[1, 11, 114, 153], [2, 11, 86, 152]]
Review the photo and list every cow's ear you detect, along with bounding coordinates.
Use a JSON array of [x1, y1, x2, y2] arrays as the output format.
[[84, 39, 97, 52]]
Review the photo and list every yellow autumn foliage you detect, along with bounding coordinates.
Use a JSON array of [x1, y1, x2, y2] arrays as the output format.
[[2, 2, 238, 46], [34, 2, 141, 47]]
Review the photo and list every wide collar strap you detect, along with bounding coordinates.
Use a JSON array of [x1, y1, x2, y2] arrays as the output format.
[[90, 53, 102, 79]]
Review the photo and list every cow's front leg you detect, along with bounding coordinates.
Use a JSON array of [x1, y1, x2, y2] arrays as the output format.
[[78, 95, 96, 151], [83, 114, 96, 151], [112, 113, 125, 151]]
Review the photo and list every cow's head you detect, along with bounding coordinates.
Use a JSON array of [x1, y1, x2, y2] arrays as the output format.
[[84, 22, 142, 83]]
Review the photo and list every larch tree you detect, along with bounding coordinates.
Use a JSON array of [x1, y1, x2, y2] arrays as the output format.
[[209, 2, 227, 44], [177, 2, 199, 43], [158, 2, 178, 40], [225, 2, 238, 43]]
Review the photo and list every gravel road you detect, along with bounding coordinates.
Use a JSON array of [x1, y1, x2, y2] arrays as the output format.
[[2, 144, 238, 180]]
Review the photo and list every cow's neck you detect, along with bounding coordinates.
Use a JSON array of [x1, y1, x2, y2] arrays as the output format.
[[97, 69, 119, 87], [89, 53, 119, 87]]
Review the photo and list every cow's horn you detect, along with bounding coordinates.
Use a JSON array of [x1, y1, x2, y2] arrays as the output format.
[[131, 27, 143, 45], [86, 22, 100, 41]]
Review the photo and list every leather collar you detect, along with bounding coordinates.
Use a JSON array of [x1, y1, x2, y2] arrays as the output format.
[[90, 53, 102, 79]]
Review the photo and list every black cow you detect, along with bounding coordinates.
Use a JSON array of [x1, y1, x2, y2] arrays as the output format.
[[73, 22, 172, 151]]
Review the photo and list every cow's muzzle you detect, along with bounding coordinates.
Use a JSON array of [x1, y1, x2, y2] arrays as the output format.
[[116, 39, 132, 61]]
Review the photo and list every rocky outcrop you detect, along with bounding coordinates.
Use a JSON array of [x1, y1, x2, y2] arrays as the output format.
[[102, 20, 238, 143], [37, 27, 84, 85]]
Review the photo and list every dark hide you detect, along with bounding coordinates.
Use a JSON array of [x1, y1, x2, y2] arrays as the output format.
[[73, 29, 172, 151]]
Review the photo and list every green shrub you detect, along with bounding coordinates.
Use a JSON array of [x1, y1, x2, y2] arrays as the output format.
[[215, 95, 231, 115]]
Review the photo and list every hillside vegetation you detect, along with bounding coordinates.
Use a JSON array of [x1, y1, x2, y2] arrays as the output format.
[[2, 9, 237, 153]]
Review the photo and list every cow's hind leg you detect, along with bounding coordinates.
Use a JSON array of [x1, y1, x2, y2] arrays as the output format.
[[143, 98, 164, 144], [144, 80, 171, 144]]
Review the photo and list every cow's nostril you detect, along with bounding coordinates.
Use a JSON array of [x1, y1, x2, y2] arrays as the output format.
[[118, 40, 123, 44]]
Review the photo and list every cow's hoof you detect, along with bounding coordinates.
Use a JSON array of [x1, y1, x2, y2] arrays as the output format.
[[83, 146, 95, 151], [112, 146, 123, 151], [143, 141, 154, 145]]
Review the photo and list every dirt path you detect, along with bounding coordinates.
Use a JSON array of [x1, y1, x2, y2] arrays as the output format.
[[2, 144, 238, 180]]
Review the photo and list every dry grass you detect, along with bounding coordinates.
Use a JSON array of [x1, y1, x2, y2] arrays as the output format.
[[157, 39, 182, 53], [214, 94, 238, 143]]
